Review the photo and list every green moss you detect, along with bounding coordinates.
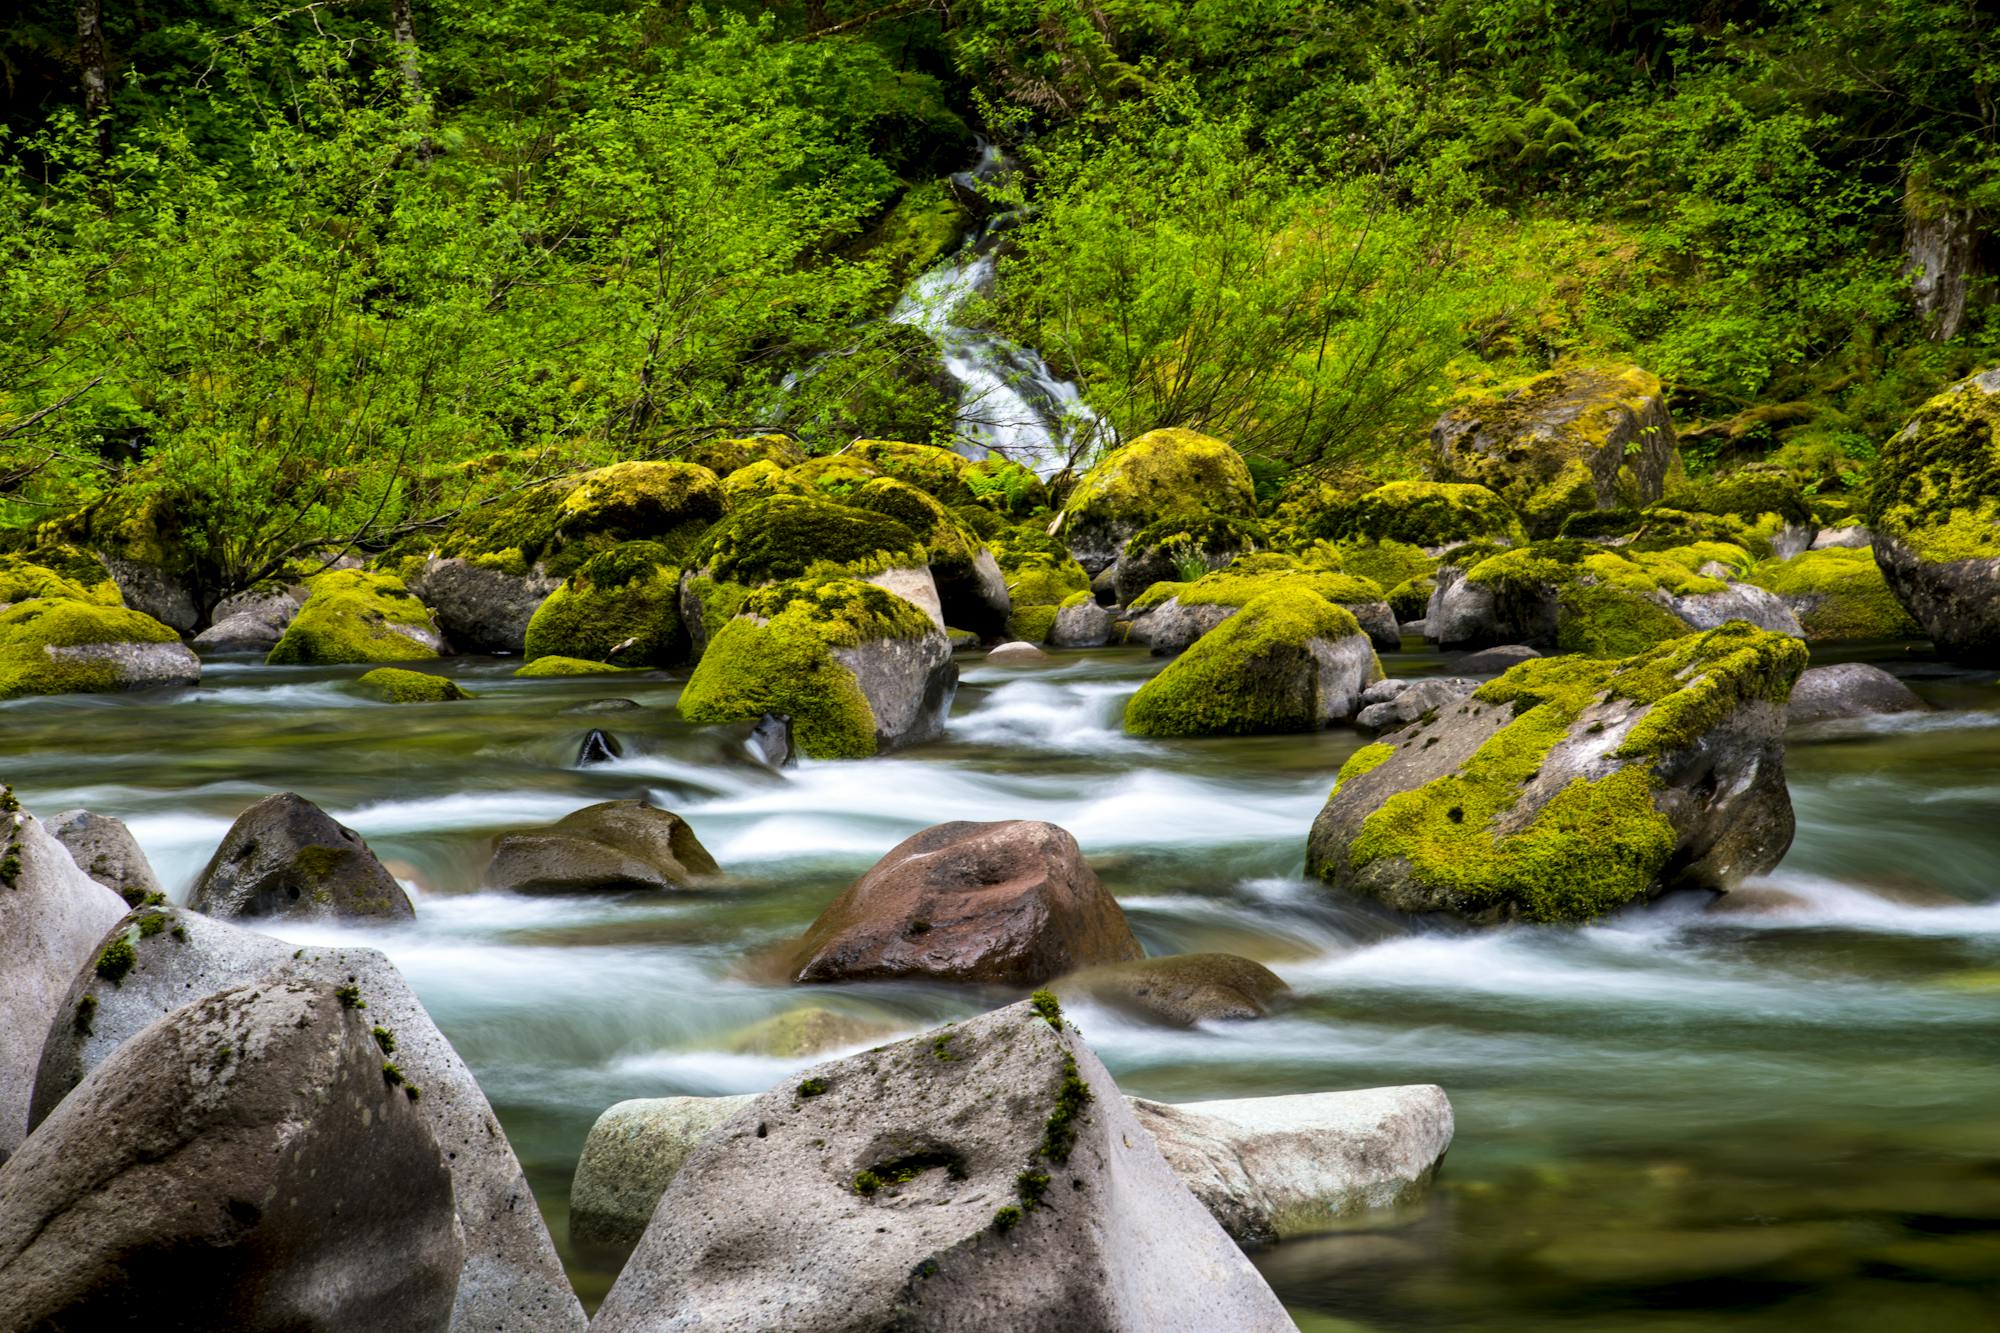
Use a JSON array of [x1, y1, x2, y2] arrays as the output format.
[[1029, 989, 1064, 1028], [992, 1204, 1023, 1233], [95, 933, 135, 984], [267, 571, 438, 666], [1174, 564, 1385, 610], [677, 576, 935, 759], [1062, 428, 1257, 535], [995, 546, 1089, 610], [693, 495, 925, 586], [719, 459, 809, 508], [1057, 590, 1093, 611], [1747, 548, 1921, 640], [1334, 538, 1437, 591], [524, 541, 685, 666], [335, 984, 365, 1009], [1665, 466, 1813, 527], [355, 667, 472, 703], [371, 1026, 396, 1054], [74, 993, 97, 1034], [1125, 588, 1375, 737], [849, 439, 976, 504], [0, 598, 185, 700], [785, 455, 883, 498], [556, 461, 726, 559], [842, 477, 981, 581], [1321, 481, 1525, 546], [798, 1076, 829, 1097], [0, 550, 121, 608], [1332, 742, 1395, 796], [513, 655, 626, 677], [1461, 540, 1727, 660], [1121, 509, 1267, 568], [964, 457, 1050, 516], [1006, 605, 1058, 643], [1555, 584, 1695, 659], [862, 179, 971, 290], [1388, 575, 1435, 620], [686, 434, 806, 477]]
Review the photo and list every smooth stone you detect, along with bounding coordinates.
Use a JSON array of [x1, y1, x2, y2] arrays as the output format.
[[484, 800, 718, 895], [570, 1095, 755, 1248], [1049, 597, 1112, 647], [192, 605, 294, 654], [1787, 663, 1928, 725], [1355, 677, 1479, 735], [722, 1007, 901, 1058], [1056, 953, 1291, 1027], [1813, 524, 1873, 549], [985, 639, 1052, 665], [1449, 643, 1542, 675], [409, 556, 560, 655], [1668, 582, 1804, 635], [46, 808, 163, 906], [576, 729, 622, 766], [187, 792, 414, 922]]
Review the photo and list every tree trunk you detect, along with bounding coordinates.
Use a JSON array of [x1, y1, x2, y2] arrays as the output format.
[[388, 0, 434, 160], [1902, 165, 1980, 343], [76, 0, 109, 148]]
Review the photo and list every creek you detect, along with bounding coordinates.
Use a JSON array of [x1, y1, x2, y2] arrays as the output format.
[[3, 641, 1998, 1329]]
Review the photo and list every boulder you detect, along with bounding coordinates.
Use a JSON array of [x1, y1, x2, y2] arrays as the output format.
[[28, 905, 587, 1332], [98, 552, 199, 631], [1113, 510, 1265, 604], [514, 655, 623, 677], [2, 979, 464, 1331], [1055, 953, 1291, 1027], [45, 809, 163, 907], [408, 556, 561, 655], [1812, 524, 1872, 550], [0, 799, 128, 1161], [1749, 547, 1923, 641], [524, 541, 687, 667], [842, 476, 1011, 635], [356, 667, 473, 703], [1787, 663, 1928, 726], [0, 598, 199, 699], [571, 1095, 757, 1248], [1123, 563, 1402, 656], [1449, 643, 1541, 675], [187, 792, 415, 922], [746, 713, 794, 770], [1317, 480, 1525, 548], [1432, 364, 1681, 537], [1308, 621, 1809, 923], [789, 820, 1141, 985], [679, 576, 956, 759], [1665, 581, 1803, 635], [1129, 1086, 1454, 1246], [193, 589, 301, 654], [267, 570, 446, 665], [686, 433, 808, 477], [1868, 368, 2000, 659], [1125, 587, 1382, 737], [1354, 677, 1480, 735], [985, 639, 1051, 666], [576, 728, 622, 766], [484, 800, 718, 895], [590, 998, 1293, 1333], [1059, 428, 1258, 576], [992, 537, 1093, 645], [724, 1006, 903, 1058], [1049, 595, 1112, 647]]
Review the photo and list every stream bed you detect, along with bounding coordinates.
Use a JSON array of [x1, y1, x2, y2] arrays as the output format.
[[4, 643, 1998, 1329]]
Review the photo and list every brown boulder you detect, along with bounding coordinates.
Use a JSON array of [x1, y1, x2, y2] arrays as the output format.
[[484, 800, 719, 895], [790, 820, 1142, 985], [1056, 953, 1291, 1027]]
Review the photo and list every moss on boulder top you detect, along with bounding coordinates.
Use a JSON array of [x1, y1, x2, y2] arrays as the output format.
[[355, 667, 472, 703], [1129, 561, 1385, 615], [847, 439, 978, 505], [1114, 510, 1268, 603], [1309, 621, 1808, 923], [1664, 466, 1814, 528], [0, 598, 197, 699], [555, 462, 725, 555], [686, 435, 808, 477], [1431, 539, 1730, 659], [524, 541, 686, 667], [1432, 364, 1682, 538], [1748, 547, 1922, 641], [0, 547, 122, 608], [1321, 481, 1525, 548], [266, 570, 442, 665], [784, 455, 884, 498], [1332, 538, 1438, 593], [1060, 429, 1258, 574], [720, 460, 810, 508], [513, 655, 626, 677], [692, 495, 927, 587], [842, 478, 981, 578]]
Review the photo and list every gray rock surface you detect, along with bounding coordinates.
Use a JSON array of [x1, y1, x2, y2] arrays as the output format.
[[484, 800, 718, 895], [571, 1095, 755, 1248], [985, 640, 1052, 666], [46, 637, 202, 691], [1049, 597, 1112, 647], [1874, 530, 2000, 660], [28, 905, 587, 1332], [188, 792, 414, 922], [591, 999, 1293, 1332], [1132, 595, 1399, 655], [409, 556, 560, 655], [193, 607, 293, 654], [1130, 1086, 1454, 1246], [1812, 524, 1872, 550], [1451, 644, 1542, 674], [100, 553, 198, 631], [1, 979, 464, 1332], [1056, 953, 1291, 1027], [868, 563, 947, 632], [1787, 663, 1928, 726], [1355, 677, 1480, 734], [1668, 583, 1804, 635], [0, 803, 128, 1162], [830, 626, 957, 753], [46, 808, 163, 906]]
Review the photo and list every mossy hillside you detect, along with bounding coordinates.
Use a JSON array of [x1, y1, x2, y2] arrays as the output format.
[[1124, 587, 1375, 737], [1345, 622, 1807, 921], [856, 178, 972, 291], [848, 439, 978, 505], [686, 434, 807, 477], [523, 541, 686, 666], [1062, 428, 1257, 537], [693, 495, 927, 590], [355, 667, 472, 702], [841, 478, 983, 583], [1866, 368, 2000, 562], [0, 549, 122, 608], [266, 570, 439, 665], [720, 459, 810, 507], [678, 577, 936, 759], [1748, 547, 1923, 640], [0, 598, 183, 700], [1321, 481, 1525, 547], [963, 456, 1050, 516], [512, 655, 627, 677]]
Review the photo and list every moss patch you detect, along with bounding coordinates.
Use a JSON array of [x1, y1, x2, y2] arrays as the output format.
[[720, 459, 809, 508], [964, 457, 1050, 516], [0, 549, 122, 608], [1323, 481, 1525, 546], [1867, 370, 2000, 562], [524, 541, 685, 666], [355, 667, 471, 703], [1062, 428, 1256, 535], [1747, 548, 1921, 640], [686, 434, 807, 476], [267, 571, 437, 666], [849, 439, 976, 505], [512, 655, 626, 677], [693, 495, 926, 587], [0, 598, 184, 700], [842, 477, 982, 583]]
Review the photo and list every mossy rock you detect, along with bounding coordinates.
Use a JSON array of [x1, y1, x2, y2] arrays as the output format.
[[1432, 365, 1682, 538], [848, 439, 977, 505], [843, 478, 1007, 634], [1124, 587, 1382, 737], [1431, 540, 1723, 659], [1005, 604, 1060, 643], [720, 460, 810, 508], [1114, 510, 1269, 604], [0, 548, 122, 608], [1622, 506, 1794, 560], [678, 577, 950, 759], [513, 655, 627, 677], [686, 435, 807, 477], [1388, 575, 1435, 621], [523, 541, 686, 667], [1748, 548, 1923, 641], [1665, 466, 1813, 527], [785, 455, 884, 498], [991, 531, 1090, 617], [692, 495, 927, 588], [1060, 428, 1258, 575], [266, 570, 442, 665], [951, 502, 1010, 541], [36, 484, 190, 578], [963, 457, 1050, 517], [1309, 621, 1809, 923], [0, 598, 197, 699], [556, 461, 725, 559], [355, 668, 472, 703], [1320, 481, 1525, 548], [856, 178, 972, 292], [1332, 539, 1437, 593]]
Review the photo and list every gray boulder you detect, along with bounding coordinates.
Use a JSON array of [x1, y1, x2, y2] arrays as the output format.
[[484, 800, 719, 895], [188, 792, 414, 922], [1787, 663, 1927, 726], [591, 998, 1293, 1332], [193, 608, 293, 654], [1667, 582, 1803, 635], [1130, 1086, 1454, 1246], [29, 904, 587, 1332], [46, 808, 163, 906], [409, 556, 560, 655], [0, 800, 128, 1161], [1049, 597, 1112, 648], [571, 1095, 755, 1248], [1450, 643, 1542, 675], [1355, 677, 1480, 735], [99, 553, 198, 632], [1, 979, 463, 1332], [1127, 595, 1233, 654], [1055, 953, 1291, 1027], [1812, 524, 1872, 550], [833, 624, 957, 752]]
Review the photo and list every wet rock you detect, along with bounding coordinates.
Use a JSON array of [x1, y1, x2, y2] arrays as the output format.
[[1787, 663, 1927, 726], [985, 639, 1051, 666], [0, 801, 128, 1161], [559, 697, 642, 715], [46, 808, 163, 906], [1450, 644, 1542, 675], [1667, 582, 1804, 635], [1050, 596, 1112, 647], [1354, 677, 1480, 735], [0, 980, 463, 1332], [1056, 953, 1291, 1027], [188, 793, 414, 922], [1058, 427, 1259, 577], [0, 599, 201, 699], [484, 800, 718, 895], [409, 555, 561, 655], [1130, 1085, 1455, 1245], [591, 999, 1293, 1333], [193, 590, 301, 654], [356, 667, 473, 703], [789, 820, 1141, 986], [576, 729, 623, 766], [570, 1095, 756, 1248], [723, 1007, 903, 1059], [267, 570, 446, 665], [1126, 595, 1233, 654], [28, 906, 587, 1332], [1812, 524, 1872, 550], [746, 714, 793, 770]]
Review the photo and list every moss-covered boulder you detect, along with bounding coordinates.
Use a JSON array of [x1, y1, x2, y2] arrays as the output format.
[[1127, 561, 1397, 654], [1321, 481, 1525, 549], [1059, 428, 1258, 576], [783, 454, 883, 498], [0, 599, 199, 700], [1333, 538, 1438, 593], [685, 434, 807, 477], [523, 541, 686, 667], [1867, 367, 2000, 659], [678, 577, 954, 759], [37, 488, 200, 630], [1308, 622, 1809, 923], [1432, 365, 1682, 538], [1748, 548, 1923, 641], [843, 477, 1010, 635], [355, 668, 472, 703], [0, 547, 122, 609], [718, 459, 809, 507], [266, 570, 443, 665], [555, 461, 726, 555], [963, 455, 1050, 516], [1124, 587, 1383, 737], [847, 438, 978, 505], [1049, 590, 1113, 647], [1662, 466, 1816, 559], [989, 525, 1091, 644], [1113, 510, 1268, 604], [513, 655, 625, 677]]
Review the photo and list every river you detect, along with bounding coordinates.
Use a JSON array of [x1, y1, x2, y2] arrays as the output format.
[[3, 640, 1997, 1329]]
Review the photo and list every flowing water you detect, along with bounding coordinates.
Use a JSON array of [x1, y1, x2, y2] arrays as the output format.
[[5, 643, 2000, 1329]]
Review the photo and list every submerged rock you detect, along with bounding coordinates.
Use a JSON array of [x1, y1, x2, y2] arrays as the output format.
[[0, 598, 199, 699], [1308, 622, 1809, 923], [188, 792, 414, 922], [1055, 953, 1291, 1027], [1787, 663, 1927, 726], [746, 713, 794, 770], [985, 639, 1051, 666], [46, 808, 163, 906], [591, 999, 1293, 1332], [356, 666, 473, 703], [790, 820, 1141, 986], [575, 728, 623, 766], [484, 800, 718, 895]]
